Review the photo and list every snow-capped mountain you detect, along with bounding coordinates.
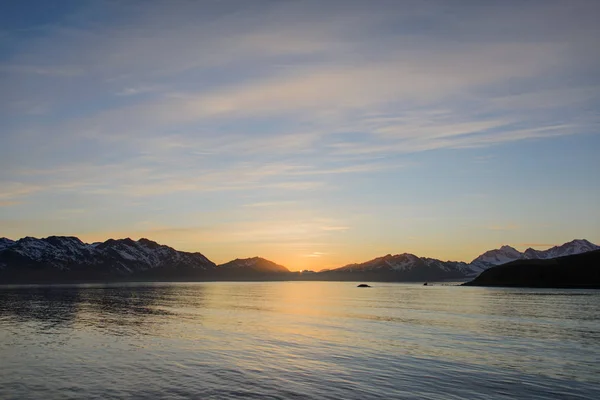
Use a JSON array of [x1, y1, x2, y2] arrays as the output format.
[[0, 238, 15, 252], [1, 236, 598, 283], [325, 253, 471, 281], [469, 239, 600, 273], [93, 238, 214, 274], [218, 257, 289, 274], [0, 236, 215, 280], [465, 249, 600, 288], [523, 239, 599, 260], [335, 253, 421, 272], [469, 245, 523, 273], [323, 239, 600, 280]]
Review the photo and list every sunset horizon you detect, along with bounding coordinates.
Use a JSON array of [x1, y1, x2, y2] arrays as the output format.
[[2, 233, 597, 271], [2, 2, 600, 398], [3, 1, 599, 273]]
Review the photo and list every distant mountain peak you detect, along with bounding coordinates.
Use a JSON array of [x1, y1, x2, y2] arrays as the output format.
[[0, 238, 15, 252], [471, 239, 599, 271], [137, 238, 165, 249], [469, 245, 523, 271], [218, 257, 289, 273], [327, 251, 471, 280], [522, 239, 599, 260], [1, 235, 598, 283], [0, 235, 215, 280], [566, 239, 596, 248]]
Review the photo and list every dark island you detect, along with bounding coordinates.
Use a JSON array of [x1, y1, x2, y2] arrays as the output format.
[[463, 250, 600, 288]]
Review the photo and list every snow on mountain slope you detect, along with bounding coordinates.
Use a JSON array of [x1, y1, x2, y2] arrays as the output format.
[[0, 238, 15, 252], [423, 258, 472, 275], [0, 236, 215, 277], [523, 239, 600, 260], [469, 239, 600, 274], [330, 253, 470, 280], [2, 235, 598, 281], [8, 236, 98, 270], [329, 239, 600, 279], [334, 254, 418, 272], [469, 245, 523, 272]]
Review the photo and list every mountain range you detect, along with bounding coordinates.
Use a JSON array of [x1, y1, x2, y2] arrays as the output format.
[[0, 236, 597, 283], [464, 249, 600, 288], [468, 240, 599, 272]]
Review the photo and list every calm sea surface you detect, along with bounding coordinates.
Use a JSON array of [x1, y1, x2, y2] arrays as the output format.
[[0, 282, 599, 399]]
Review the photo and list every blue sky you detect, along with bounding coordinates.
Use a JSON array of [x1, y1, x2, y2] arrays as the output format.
[[1, 0, 599, 270]]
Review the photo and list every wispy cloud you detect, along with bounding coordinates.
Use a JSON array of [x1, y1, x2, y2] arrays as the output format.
[[115, 85, 166, 97], [303, 252, 327, 258], [1, 0, 599, 264], [487, 224, 520, 232], [0, 182, 43, 205], [243, 201, 298, 208], [0, 64, 84, 76], [320, 226, 350, 232]]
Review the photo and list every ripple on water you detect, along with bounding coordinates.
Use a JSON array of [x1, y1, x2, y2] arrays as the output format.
[[0, 282, 599, 399]]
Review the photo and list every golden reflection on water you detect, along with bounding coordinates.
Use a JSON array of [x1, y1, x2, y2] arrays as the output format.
[[0, 282, 599, 400], [1, 281, 599, 396]]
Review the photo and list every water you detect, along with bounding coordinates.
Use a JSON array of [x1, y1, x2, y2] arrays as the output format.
[[0, 282, 599, 399]]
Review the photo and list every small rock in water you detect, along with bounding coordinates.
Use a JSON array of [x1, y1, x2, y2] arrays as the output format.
[[357, 284, 371, 288]]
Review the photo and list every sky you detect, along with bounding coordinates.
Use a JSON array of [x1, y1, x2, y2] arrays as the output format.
[[1, 0, 599, 270]]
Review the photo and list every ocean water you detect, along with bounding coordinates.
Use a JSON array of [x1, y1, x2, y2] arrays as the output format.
[[0, 282, 599, 400]]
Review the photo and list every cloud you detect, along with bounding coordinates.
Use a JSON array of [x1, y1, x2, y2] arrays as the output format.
[[487, 224, 520, 231], [109, 217, 349, 247], [0, 200, 21, 207], [303, 252, 327, 258], [0, 64, 84, 76], [158, 40, 565, 121], [2, 0, 599, 258], [28, 33, 593, 164], [5, 158, 337, 203], [320, 226, 350, 232], [3, 0, 596, 160], [0, 182, 43, 204], [243, 201, 298, 208], [115, 85, 166, 96]]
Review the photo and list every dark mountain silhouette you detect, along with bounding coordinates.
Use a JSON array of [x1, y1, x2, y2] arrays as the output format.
[[0, 237, 15, 251], [215, 257, 290, 280], [317, 253, 472, 282], [0, 235, 598, 284], [316, 239, 599, 282], [469, 239, 599, 272], [463, 250, 600, 288], [0, 236, 216, 282], [218, 257, 289, 273]]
